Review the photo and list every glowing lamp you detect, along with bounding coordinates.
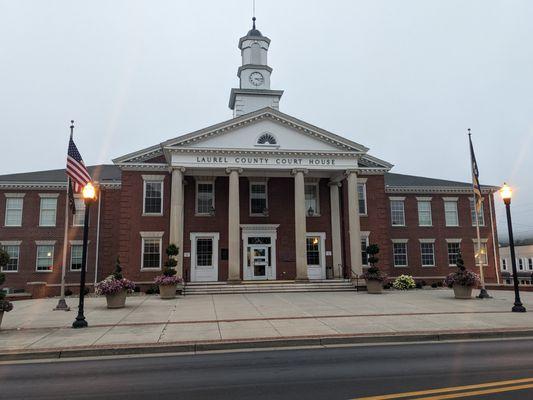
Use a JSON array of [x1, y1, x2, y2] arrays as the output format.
[[82, 182, 97, 201], [500, 183, 512, 204]]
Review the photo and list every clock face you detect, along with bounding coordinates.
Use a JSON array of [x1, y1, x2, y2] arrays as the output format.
[[249, 72, 264, 86]]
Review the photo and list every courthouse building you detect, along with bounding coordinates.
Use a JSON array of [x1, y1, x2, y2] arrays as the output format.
[[0, 21, 501, 296]]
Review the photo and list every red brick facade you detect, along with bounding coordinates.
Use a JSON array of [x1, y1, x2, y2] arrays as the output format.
[[0, 170, 500, 297]]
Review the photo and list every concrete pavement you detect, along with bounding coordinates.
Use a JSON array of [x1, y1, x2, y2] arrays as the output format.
[[1, 289, 532, 357]]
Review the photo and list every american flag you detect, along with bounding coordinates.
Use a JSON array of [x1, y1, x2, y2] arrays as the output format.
[[66, 123, 91, 213], [469, 131, 482, 213]]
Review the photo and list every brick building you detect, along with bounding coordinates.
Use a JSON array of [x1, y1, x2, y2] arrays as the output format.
[[0, 21, 500, 296]]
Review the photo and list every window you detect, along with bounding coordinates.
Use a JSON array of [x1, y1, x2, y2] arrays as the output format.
[[501, 258, 507, 271], [358, 183, 367, 215], [447, 242, 461, 266], [444, 200, 459, 227], [361, 236, 369, 266], [39, 197, 57, 227], [143, 180, 163, 215], [141, 238, 162, 269], [70, 244, 83, 271], [73, 198, 86, 226], [250, 182, 267, 215], [36, 245, 54, 271], [250, 43, 262, 65], [5, 197, 23, 226], [256, 133, 277, 145], [470, 199, 485, 226], [474, 241, 488, 265], [390, 199, 405, 226], [305, 184, 319, 215], [529, 258, 533, 271], [417, 200, 432, 226], [196, 182, 214, 214], [0, 244, 20, 272], [420, 242, 435, 266], [393, 242, 408, 267], [306, 236, 321, 265], [196, 238, 213, 267], [518, 258, 524, 271]]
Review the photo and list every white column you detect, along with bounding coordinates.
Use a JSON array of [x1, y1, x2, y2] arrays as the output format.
[[227, 168, 242, 282], [169, 167, 185, 278], [346, 170, 363, 276], [292, 169, 308, 281], [329, 181, 343, 278]]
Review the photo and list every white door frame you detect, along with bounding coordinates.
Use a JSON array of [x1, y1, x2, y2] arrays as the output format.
[[241, 224, 279, 281], [190, 232, 219, 282], [250, 245, 269, 280], [306, 232, 326, 280]]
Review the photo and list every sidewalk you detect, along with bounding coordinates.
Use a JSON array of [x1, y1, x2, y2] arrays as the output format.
[[1, 289, 532, 359]]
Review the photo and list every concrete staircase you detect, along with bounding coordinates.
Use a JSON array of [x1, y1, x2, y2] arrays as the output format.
[[183, 279, 358, 295]]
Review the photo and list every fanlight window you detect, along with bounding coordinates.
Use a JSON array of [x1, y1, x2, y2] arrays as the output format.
[[257, 133, 277, 145]]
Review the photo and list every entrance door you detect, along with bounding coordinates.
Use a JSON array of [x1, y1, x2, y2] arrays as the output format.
[[251, 245, 268, 280], [190, 233, 219, 282], [306, 233, 326, 280]]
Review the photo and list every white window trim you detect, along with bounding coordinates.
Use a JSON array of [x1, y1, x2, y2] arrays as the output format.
[[417, 199, 433, 227], [446, 241, 461, 267], [72, 196, 86, 227], [444, 199, 459, 227], [420, 241, 436, 267], [249, 181, 268, 216], [360, 231, 370, 266], [142, 177, 164, 216], [4, 196, 24, 227], [39, 196, 58, 227], [445, 238, 462, 243], [190, 232, 220, 282], [69, 243, 84, 271], [390, 198, 406, 227], [304, 181, 320, 216], [392, 241, 409, 268], [358, 182, 368, 216], [0, 241, 21, 273], [140, 234, 163, 271], [35, 243, 55, 273], [195, 179, 215, 216], [472, 238, 489, 266], [469, 197, 485, 227]]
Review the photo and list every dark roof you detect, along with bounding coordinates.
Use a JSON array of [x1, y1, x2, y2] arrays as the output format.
[[385, 172, 496, 190], [0, 164, 121, 184], [247, 28, 263, 37]]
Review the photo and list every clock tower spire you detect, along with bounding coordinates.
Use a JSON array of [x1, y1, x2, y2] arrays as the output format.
[[229, 17, 284, 117]]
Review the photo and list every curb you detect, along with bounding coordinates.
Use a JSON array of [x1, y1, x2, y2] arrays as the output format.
[[2, 328, 533, 362]]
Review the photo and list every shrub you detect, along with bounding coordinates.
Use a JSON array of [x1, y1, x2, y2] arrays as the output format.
[[431, 282, 438, 288], [65, 289, 73, 296], [146, 285, 160, 295], [415, 281, 422, 289], [95, 257, 135, 296], [0, 251, 14, 313], [361, 244, 387, 283], [443, 252, 480, 288], [155, 244, 184, 286], [393, 275, 416, 290]]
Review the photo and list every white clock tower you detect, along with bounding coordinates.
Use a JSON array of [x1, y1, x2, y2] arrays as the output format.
[[229, 18, 284, 117]]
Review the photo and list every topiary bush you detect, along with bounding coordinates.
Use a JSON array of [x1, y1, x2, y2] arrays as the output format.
[[393, 274, 416, 290], [444, 251, 480, 288], [0, 249, 14, 313], [361, 244, 387, 282]]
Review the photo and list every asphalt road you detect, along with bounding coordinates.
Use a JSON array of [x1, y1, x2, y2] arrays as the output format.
[[2, 339, 533, 399]]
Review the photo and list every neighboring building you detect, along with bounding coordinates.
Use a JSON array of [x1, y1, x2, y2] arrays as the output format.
[[0, 20, 501, 296], [500, 239, 533, 286]]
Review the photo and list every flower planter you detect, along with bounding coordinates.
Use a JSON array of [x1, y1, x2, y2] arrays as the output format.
[[159, 284, 177, 299], [106, 290, 127, 309], [453, 284, 473, 299], [176, 283, 184, 295], [366, 279, 383, 294]]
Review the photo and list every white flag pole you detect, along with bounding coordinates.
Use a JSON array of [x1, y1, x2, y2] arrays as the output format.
[[54, 121, 74, 311]]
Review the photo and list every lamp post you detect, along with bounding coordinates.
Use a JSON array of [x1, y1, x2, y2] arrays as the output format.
[[500, 183, 526, 313], [72, 182, 98, 328]]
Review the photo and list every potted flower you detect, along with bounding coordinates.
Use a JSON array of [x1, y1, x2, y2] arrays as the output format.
[[155, 244, 184, 299], [0, 253, 14, 329], [361, 244, 386, 294], [444, 252, 480, 299], [95, 257, 135, 308]]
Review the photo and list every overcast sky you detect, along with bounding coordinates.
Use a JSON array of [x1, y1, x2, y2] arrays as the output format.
[[1, 0, 532, 239]]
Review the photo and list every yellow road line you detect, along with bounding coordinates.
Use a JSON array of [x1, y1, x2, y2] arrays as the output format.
[[355, 377, 533, 399], [416, 383, 533, 399]]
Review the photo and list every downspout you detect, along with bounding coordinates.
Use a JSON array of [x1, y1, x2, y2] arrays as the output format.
[[94, 190, 102, 286], [488, 191, 500, 284]]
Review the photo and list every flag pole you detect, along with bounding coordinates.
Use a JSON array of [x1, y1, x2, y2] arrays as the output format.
[[469, 129, 491, 299], [54, 121, 75, 311]]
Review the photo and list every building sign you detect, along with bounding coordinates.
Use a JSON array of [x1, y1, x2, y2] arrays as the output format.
[[171, 153, 357, 170]]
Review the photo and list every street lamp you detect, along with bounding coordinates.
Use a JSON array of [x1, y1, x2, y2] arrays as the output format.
[[500, 183, 526, 313], [72, 182, 98, 328]]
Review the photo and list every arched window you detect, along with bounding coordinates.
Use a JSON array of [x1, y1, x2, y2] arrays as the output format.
[[251, 42, 261, 64], [257, 133, 277, 145]]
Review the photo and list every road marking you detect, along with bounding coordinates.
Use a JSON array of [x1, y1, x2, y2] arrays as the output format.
[[416, 383, 533, 399], [355, 377, 533, 399]]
